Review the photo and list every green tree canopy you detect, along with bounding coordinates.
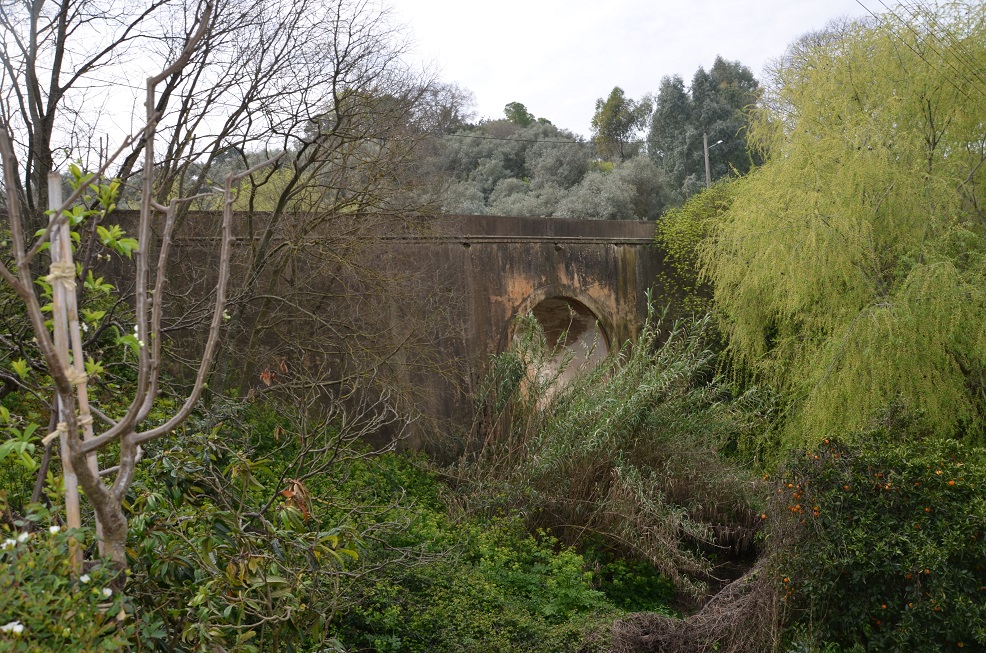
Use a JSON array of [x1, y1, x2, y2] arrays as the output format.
[[703, 4, 986, 442], [649, 57, 761, 202], [649, 75, 692, 179], [591, 86, 652, 162], [504, 101, 536, 127]]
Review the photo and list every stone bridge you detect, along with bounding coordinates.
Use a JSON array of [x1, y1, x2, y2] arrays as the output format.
[[378, 215, 667, 442], [111, 211, 667, 442], [403, 214, 661, 365]]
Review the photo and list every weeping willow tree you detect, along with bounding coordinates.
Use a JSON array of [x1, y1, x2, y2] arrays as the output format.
[[703, 2, 986, 443]]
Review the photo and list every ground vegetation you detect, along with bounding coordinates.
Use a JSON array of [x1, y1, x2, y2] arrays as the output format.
[[5, 1, 986, 653]]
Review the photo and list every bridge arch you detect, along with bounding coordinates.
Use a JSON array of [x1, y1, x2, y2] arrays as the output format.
[[499, 285, 615, 387]]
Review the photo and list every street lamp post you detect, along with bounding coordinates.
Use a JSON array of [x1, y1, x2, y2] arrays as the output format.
[[703, 132, 723, 188]]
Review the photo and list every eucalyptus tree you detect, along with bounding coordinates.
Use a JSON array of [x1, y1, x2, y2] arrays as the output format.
[[648, 57, 761, 202], [648, 75, 693, 189], [703, 3, 986, 442], [590, 86, 652, 162]]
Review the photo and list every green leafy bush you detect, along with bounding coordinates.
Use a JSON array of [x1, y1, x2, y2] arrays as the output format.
[[125, 410, 362, 653], [653, 181, 735, 316], [314, 446, 619, 652], [776, 430, 986, 651], [591, 555, 675, 613], [118, 397, 630, 653], [0, 515, 134, 652], [334, 516, 613, 653]]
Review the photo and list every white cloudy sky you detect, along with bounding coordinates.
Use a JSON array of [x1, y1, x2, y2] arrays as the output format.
[[393, 0, 880, 137]]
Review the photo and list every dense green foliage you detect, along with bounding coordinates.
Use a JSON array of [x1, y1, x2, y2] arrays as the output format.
[[648, 57, 761, 201], [2, 394, 671, 652], [653, 181, 736, 315], [0, 518, 134, 652], [430, 118, 672, 220], [703, 4, 986, 443], [334, 472, 616, 652], [429, 60, 760, 219], [776, 423, 986, 651], [458, 309, 765, 600], [504, 101, 539, 127]]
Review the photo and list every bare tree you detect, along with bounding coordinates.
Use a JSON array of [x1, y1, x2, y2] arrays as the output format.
[[0, 0, 469, 566], [0, 0, 180, 223], [0, 1, 261, 569]]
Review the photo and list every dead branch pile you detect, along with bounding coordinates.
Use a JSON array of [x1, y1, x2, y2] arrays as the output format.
[[608, 557, 783, 653]]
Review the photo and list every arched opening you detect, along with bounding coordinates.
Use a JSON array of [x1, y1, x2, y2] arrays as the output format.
[[527, 296, 609, 389]]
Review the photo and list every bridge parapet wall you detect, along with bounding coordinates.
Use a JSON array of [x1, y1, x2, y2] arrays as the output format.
[[427, 215, 660, 358], [96, 211, 668, 443]]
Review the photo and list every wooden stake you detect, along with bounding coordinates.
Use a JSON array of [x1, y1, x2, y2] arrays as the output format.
[[48, 173, 82, 572]]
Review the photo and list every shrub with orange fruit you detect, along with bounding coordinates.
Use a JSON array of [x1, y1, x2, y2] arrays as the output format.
[[773, 429, 986, 652]]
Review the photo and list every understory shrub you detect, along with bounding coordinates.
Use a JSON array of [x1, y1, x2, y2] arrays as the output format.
[[775, 427, 986, 652], [124, 398, 398, 652], [0, 515, 134, 652], [457, 307, 768, 601], [3, 389, 666, 653], [326, 446, 628, 652], [334, 516, 614, 653], [121, 399, 636, 653]]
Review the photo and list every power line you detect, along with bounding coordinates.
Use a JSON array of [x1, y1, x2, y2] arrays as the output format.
[[897, 0, 986, 95], [878, 0, 985, 98], [442, 132, 594, 145], [855, 0, 986, 102]]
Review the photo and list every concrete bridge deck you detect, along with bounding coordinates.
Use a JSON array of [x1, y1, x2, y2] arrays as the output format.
[[104, 211, 668, 442]]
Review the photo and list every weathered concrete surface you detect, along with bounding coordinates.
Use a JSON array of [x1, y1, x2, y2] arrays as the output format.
[[381, 214, 666, 446], [101, 211, 666, 444], [415, 214, 660, 361]]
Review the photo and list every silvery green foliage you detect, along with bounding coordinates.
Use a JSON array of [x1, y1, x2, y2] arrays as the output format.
[[527, 139, 590, 190], [553, 170, 638, 220], [487, 178, 529, 206], [553, 156, 670, 220], [434, 120, 594, 216], [489, 183, 567, 218], [610, 155, 672, 220], [441, 181, 486, 215], [433, 118, 672, 219]]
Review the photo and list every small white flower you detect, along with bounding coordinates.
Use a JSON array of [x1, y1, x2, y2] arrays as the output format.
[[49, 525, 61, 535], [222, 309, 231, 321], [79, 574, 91, 583], [0, 621, 24, 635], [1, 539, 15, 550], [81, 322, 89, 333], [16, 532, 28, 543], [138, 339, 145, 348], [101, 587, 113, 598], [133, 324, 139, 334]]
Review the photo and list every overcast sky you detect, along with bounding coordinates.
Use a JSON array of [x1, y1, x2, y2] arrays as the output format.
[[393, 0, 880, 137]]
